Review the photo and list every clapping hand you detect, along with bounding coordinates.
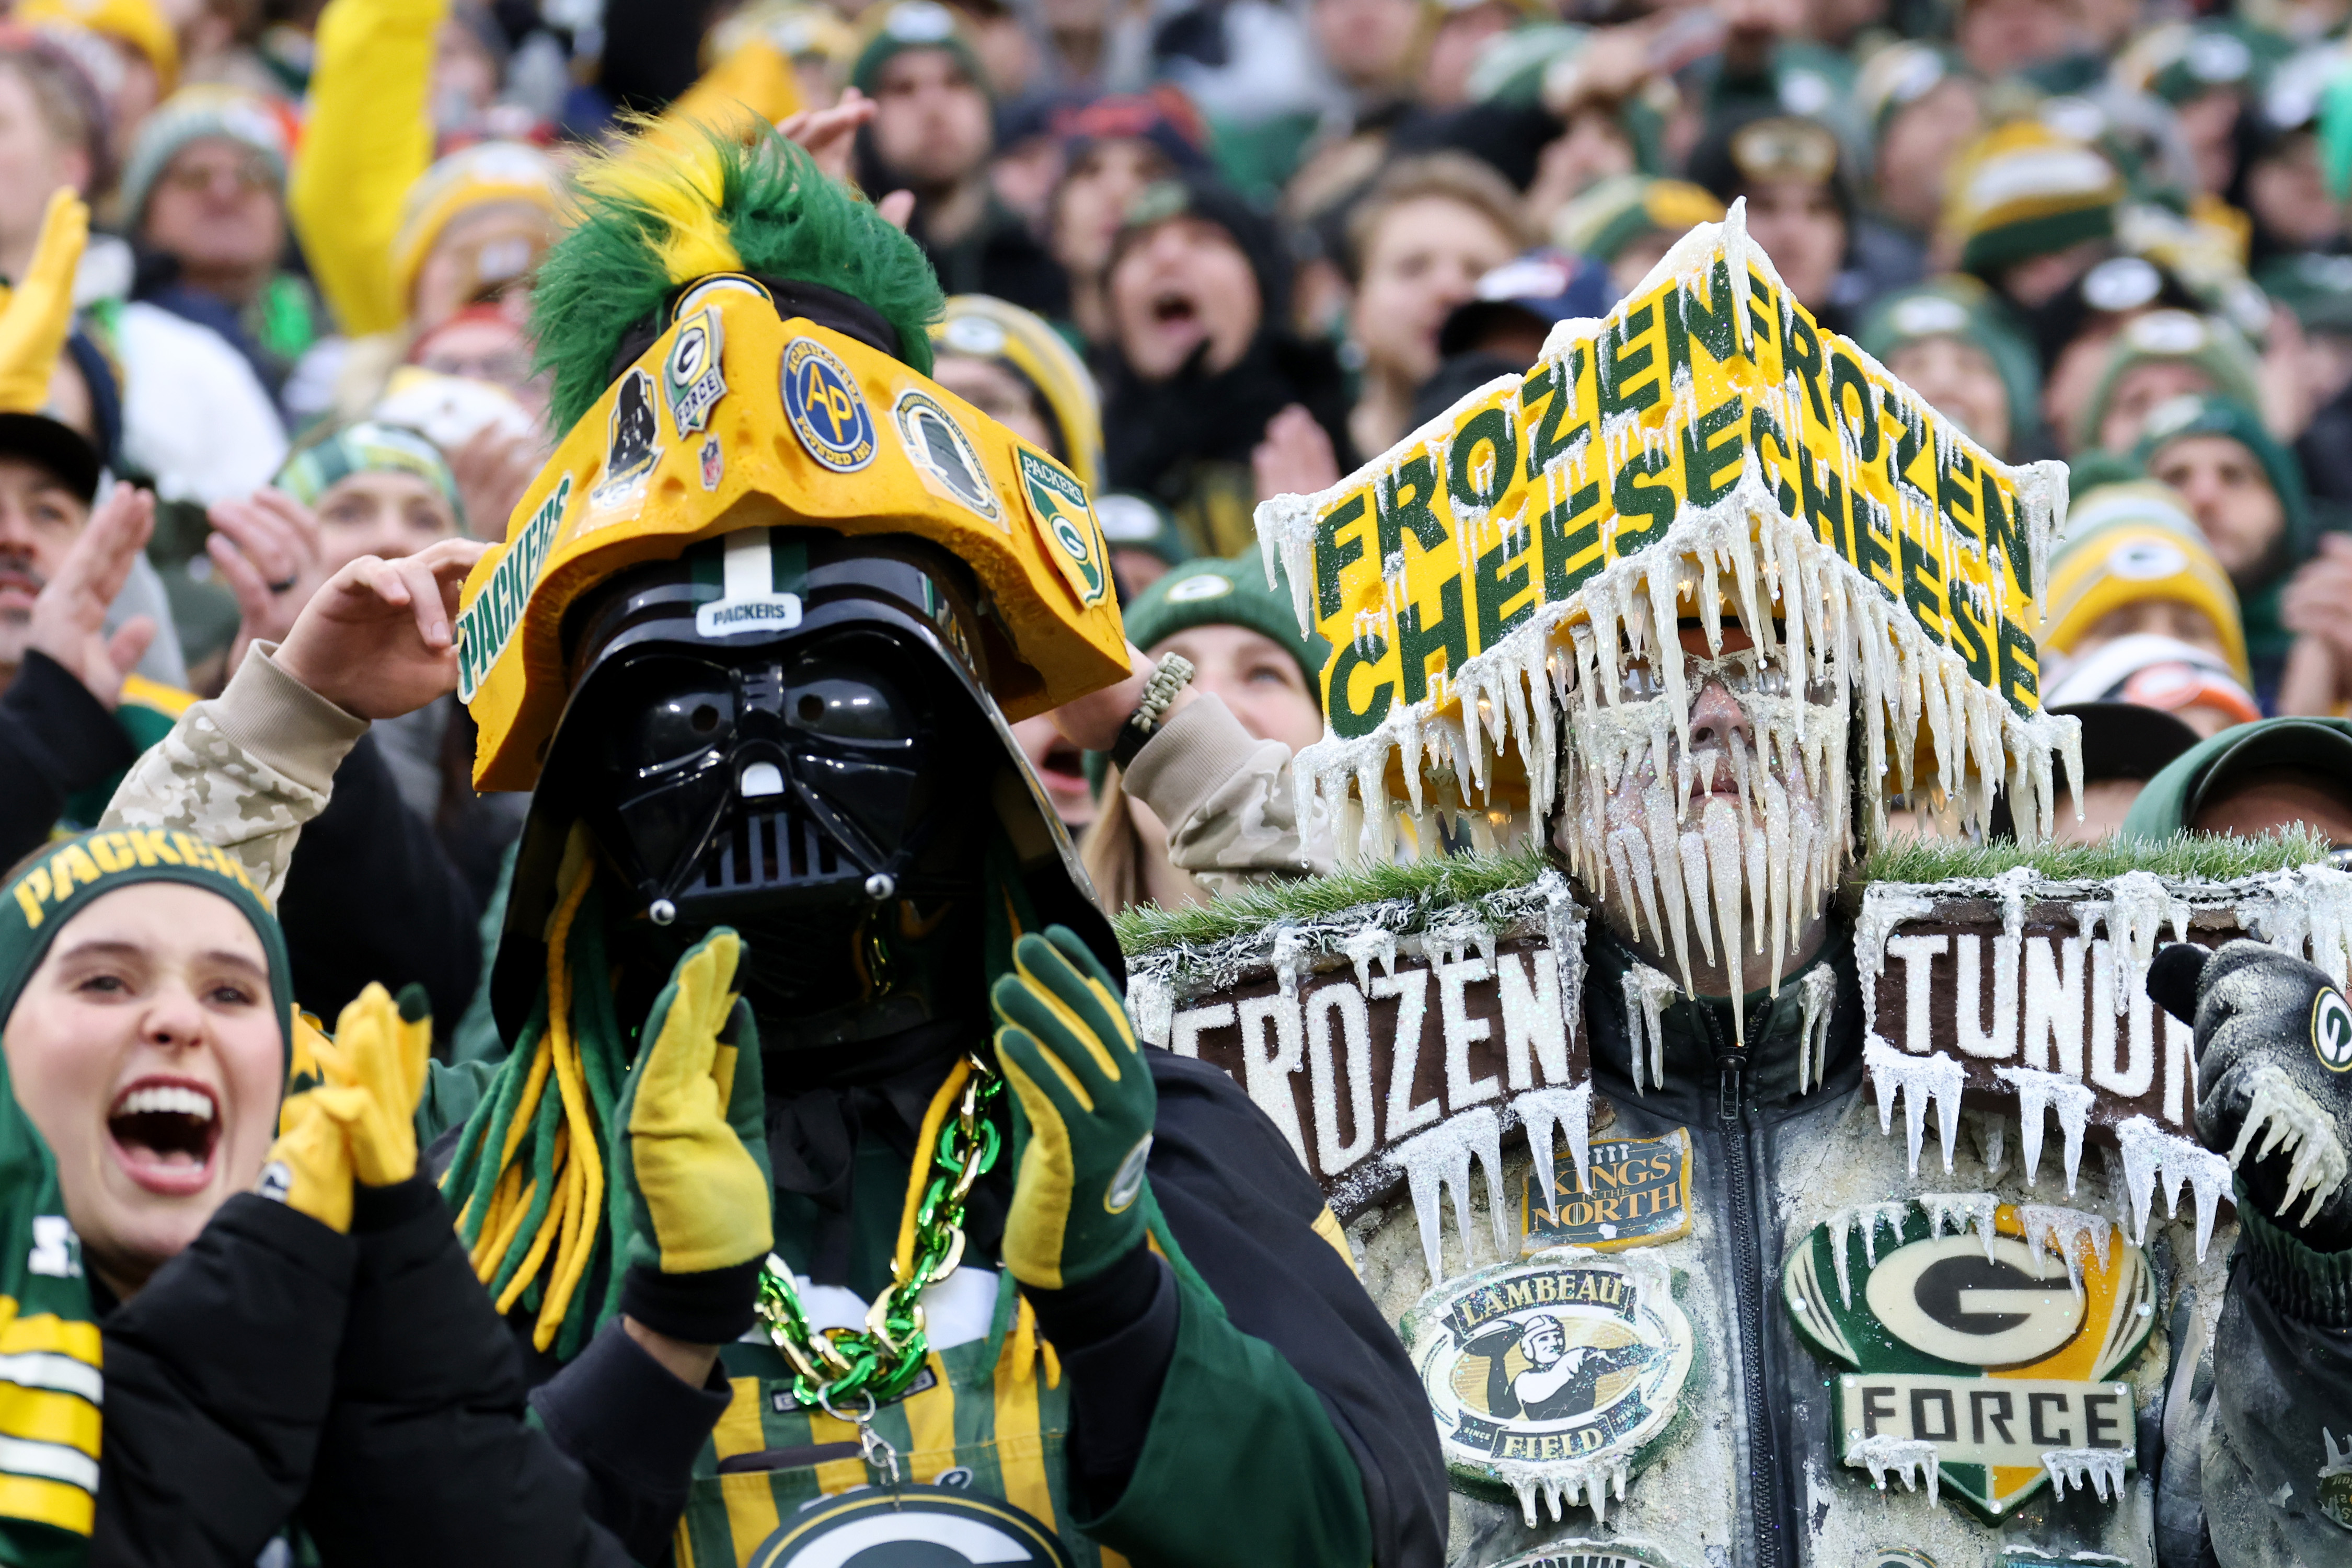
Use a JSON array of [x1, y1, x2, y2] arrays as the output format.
[[273, 537, 490, 720], [26, 483, 156, 709]]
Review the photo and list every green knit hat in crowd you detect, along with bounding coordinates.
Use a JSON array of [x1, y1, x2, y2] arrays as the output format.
[[0, 828, 293, 1063], [850, 0, 990, 98], [1123, 552, 1330, 685], [2077, 309, 2263, 452], [275, 420, 467, 536]]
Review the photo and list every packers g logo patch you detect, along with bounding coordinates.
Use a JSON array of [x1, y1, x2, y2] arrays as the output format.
[[781, 337, 877, 472], [747, 1484, 1073, 1566], [1018, 448, 1108, 606], [2314, 987, 2352, 1072]]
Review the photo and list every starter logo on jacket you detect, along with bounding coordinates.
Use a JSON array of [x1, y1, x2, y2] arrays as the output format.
[[748, 1484, 1073, 1566], [1783, 1197, 2152, 1521], [1402, 1250, 1691, 1526]]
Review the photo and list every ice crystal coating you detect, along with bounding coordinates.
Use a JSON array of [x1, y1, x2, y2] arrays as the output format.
[[2226, 1059, 2349, 1226], [1391, 1106, 1510, 1286], [2114, 1113, 2232, 1259], [1796, 961, 1837, 1096], [1623, 961, 1679, 1093], [1847, 1435, 1940, 1504], [1863, 1035, 1965, 1174], [1917, 1191, 1999, 1263], [1497, 1453, 1629, 1528], [1516, 1083, 1595, 1222], [1826, 1200, 1913, 1307], [1997, 1064, 2096, 1193], [2042, 1448, 2129, 1502], [2019, 1203, 2112, 1295]]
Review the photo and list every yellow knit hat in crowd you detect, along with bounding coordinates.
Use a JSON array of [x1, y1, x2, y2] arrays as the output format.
[[2043, 480, 2249, 684], [20, 0, 176, 92], [388, 141, 566, 316], [928, 295, 1105, 494]]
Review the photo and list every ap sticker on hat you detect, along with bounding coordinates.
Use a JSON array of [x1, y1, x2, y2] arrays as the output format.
[[781, 337, 877, 472], [1018, 447, 1109, 606]]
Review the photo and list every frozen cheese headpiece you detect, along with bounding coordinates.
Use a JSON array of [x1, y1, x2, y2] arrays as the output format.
[[1254, 204, 2078, 885]]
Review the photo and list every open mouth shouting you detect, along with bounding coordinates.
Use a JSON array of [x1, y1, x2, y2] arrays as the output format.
[[107, 1077, 222, 1197]]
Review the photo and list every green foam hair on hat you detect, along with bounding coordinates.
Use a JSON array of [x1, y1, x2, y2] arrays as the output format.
[[850, 0, 990, 98], [275, 421, 467, 536], [0, 827, 294, 1067]]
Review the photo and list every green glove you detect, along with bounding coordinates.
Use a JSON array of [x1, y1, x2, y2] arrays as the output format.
[[992, 927, 1156, 1290], [611, 929, 774, 1342]]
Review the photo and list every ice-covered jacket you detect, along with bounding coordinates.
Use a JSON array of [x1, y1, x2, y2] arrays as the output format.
[[1113, 705, 2352, 1567]]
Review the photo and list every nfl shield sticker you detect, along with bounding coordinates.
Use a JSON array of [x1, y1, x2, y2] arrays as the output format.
[[1523, 1129, 1692, 1253], [1403, 1250, 1691, 1524], [1018, 447, 1108, 606], [700, 435, 723, 491], [781, 336, 877, 472], [590, 368, 661, 505], [747, 1484, 1073, 1566], [664, 307, 728, 434], [893, 388, 1001, 524], [1783, 1198, 2151, 1520]]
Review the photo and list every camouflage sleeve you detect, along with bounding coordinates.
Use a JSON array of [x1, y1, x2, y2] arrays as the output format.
[[100, 642, 370, 900], [1122, 694, 1331, 893]]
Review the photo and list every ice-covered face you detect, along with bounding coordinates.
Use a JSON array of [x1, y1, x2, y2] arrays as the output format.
[[1553, 620, 1850, 999]]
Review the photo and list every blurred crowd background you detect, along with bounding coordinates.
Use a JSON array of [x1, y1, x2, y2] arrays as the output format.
[[11, 0, 2352, 997]]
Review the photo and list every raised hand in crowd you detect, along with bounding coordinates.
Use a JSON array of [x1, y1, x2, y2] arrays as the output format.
[[446, 423, 543, 542], [779, 87, 916, 229], [206, 487, 325, 679], [27, 482, 156, 711], [275, 537, 489, 721]]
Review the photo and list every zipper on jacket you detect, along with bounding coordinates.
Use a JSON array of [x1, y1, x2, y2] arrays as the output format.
[[1709, 1012, 1789, 1568]]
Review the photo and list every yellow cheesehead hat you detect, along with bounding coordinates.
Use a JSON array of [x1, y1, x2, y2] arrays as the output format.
[[460, 125, 1128, 792]]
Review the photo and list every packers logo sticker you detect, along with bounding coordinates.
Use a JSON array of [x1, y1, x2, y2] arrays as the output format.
[[747, 1484, 1072, 1566], [1019, 447, 1107, 605], [590, 368, 661, 506], [664, 307, 728, 434], [1402, 1250, 1691, 1524], [893, 388, 1000, 524], [1783, 1197, 2150, 1520], [781, 336, 877, 472], [2314, 988, 2352, 1071]]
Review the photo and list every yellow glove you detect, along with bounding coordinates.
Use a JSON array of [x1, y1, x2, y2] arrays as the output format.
[[0, 190, 86, 414], [259, 1085, 366, 1232], [309, 984, 432, 1186], [617, 930, 772, 1278]]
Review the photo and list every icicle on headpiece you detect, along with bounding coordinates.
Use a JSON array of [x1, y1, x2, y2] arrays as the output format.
[[1254, 203, 2076, 1008]]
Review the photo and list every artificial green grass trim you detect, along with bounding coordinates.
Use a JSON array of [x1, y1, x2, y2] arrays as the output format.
[[1859, 829, 2334, 887], [1113, 847, 1553, 955]]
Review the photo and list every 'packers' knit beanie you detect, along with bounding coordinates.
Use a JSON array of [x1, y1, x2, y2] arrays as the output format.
[[275, 420, 467, 536], [1121, 552, 1329, 687], [850, 0, 990, 98], [0, 828, 292, 1063], [2077, 310, 2262, 452], [1855, 280, 2040, 455]]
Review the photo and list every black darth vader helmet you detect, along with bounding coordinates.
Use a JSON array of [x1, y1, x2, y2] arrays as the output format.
[[488, 526, 1120, 1041]]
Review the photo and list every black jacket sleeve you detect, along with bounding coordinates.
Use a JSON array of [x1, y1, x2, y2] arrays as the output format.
[[1130, 1052, 1448, 1568], [276, 734, 481, 1030], [296, 1177, 631, 1568], [0, 651, 136, 866], [91, 1195, 356, 1568], [527, 1321, 734, 1565]]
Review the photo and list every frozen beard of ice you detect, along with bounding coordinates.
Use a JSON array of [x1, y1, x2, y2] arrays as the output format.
[[1562, 677, 1849, 1043], [2224, 1058, 2350, 1227], [1847, 1435, 1940, 1504]]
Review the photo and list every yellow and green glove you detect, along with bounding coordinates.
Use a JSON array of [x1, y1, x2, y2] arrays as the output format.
[[257, 985, 433, 1232], [611, 929, 773, 1344], [0, 189, 85, 413], [993, 928, 1157, 1290]]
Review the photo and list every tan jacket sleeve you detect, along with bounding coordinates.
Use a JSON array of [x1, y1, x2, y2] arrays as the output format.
[[100, 646, 370, 901], [1122, 695, 1332, 892]]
